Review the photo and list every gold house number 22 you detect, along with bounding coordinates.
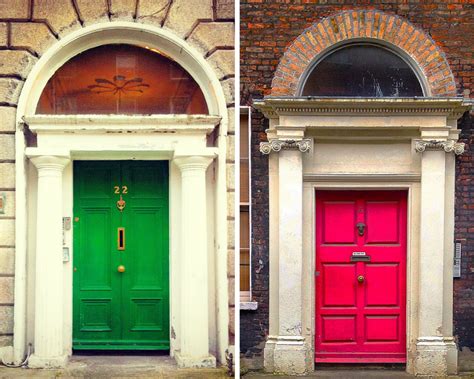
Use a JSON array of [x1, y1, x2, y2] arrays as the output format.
[[114, 186, 128, 194]]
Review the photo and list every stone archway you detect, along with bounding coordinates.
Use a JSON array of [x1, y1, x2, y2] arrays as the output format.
[[11, 21, 231, 369], [271, 10, 457, 97]]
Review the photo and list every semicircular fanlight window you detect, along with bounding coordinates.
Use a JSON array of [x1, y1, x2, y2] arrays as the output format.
[[301, 44, 424, 97], [37, 44, 209, 114]]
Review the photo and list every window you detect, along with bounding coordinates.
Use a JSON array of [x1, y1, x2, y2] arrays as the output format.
[[37, 44, 208, 114], [301, 44, 424, 97], [240, 107, 251, 303]]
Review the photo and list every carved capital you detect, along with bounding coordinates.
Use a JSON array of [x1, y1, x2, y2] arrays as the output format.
[[260, 139, 312, 155], [414, 139, 465, 155]]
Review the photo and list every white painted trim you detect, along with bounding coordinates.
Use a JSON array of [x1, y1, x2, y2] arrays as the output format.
[[303, 173, 421, 182], [24, 115, 221, 133], [13, 21, 229, 365], [240, 301, 258, 311]]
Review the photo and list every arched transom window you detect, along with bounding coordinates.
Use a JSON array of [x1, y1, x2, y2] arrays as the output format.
[[301, 44, 424, 97], [37, 44, 209, 115]]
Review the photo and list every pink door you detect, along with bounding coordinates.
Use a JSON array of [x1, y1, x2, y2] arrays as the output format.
[[315, 191, 407, 363]]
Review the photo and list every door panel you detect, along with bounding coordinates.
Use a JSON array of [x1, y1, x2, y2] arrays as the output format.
[[315, 190, 407, 363], [73, 161, 169, 350], [322, 264, 357, 307], [323, 201, 357, 244]]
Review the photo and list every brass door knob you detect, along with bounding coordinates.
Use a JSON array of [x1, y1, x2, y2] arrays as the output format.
[[357, 275, 364, 283], [117, 265, 126, 273]]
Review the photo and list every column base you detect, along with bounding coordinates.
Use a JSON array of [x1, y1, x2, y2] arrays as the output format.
[[263, 335, 277, 372], [174, 351, 216, 368], [269, 336, 311, 375], [28, 353, 68, 368], [414, 337, 458, 376]]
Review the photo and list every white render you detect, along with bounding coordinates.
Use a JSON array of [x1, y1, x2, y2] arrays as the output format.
[[255, 98, 471, 376], [8, 22, 231, 369]]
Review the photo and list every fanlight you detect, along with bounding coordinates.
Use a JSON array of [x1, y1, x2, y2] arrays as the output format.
[[37, 44, 208, 114], [301, 44, 424, 97]]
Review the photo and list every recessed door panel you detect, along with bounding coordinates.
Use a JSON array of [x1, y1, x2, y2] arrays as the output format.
[[316, 190, 407, 363], [323, 264, 356, 307], [73, 161, 169, 350], [322, 316, 357, 343], [80, 209, 112, 290], [322, 202, 357, 244], [365, 264, 399, 307], [365, 316, 399, 342], [365, 201, 400, 244]]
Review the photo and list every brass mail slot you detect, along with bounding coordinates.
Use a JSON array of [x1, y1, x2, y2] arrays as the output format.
[[118, 227, 125, 251]]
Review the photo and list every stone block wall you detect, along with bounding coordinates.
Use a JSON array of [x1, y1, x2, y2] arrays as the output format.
[[240, 0, 473, 360], [0, 0, 234, 353]]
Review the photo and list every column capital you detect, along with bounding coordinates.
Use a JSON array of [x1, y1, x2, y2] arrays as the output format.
[[173, 155, 214, 172], [29, 155, 70, 170], [414, 139, 465, 155], [260, 138, 312, 155]]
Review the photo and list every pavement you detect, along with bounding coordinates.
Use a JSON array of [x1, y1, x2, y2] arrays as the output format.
[[243, 370, 474, 378], [0, 352, 231, 378]]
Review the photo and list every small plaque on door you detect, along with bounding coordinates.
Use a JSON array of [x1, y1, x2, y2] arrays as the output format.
[[351, 251, 370, 262]]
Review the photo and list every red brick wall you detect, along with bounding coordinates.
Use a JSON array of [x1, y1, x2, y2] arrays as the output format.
[[240, 0, 474, 357]]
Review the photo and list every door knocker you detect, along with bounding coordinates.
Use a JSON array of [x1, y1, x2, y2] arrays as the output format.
[[356, 222, 366, 236], [117, 195, 126, 212]]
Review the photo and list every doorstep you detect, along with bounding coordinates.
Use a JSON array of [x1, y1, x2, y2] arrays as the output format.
[[0, 354, 230, 378]]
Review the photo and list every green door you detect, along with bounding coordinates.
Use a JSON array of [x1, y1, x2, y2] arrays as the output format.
[[73, 161, 169, 350]]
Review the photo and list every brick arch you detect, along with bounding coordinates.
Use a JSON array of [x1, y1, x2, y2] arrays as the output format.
[[272, 10, 457, 97]]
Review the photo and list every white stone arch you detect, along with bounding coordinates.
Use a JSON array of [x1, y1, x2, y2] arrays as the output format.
[[12, 21, 229, 368]]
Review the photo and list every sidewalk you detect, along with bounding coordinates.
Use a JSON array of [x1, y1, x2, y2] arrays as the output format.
[[0, 354, 231, 378]]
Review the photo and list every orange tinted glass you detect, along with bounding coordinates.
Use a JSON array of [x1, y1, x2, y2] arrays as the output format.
[[37, 44, 208, 115]]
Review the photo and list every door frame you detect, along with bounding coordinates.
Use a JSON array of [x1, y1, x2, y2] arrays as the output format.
[[304, 182, 418, 371], [22, 114, 222, 368], [313, 188, 409, 363]]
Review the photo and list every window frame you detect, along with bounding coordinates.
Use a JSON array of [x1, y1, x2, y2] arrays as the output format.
[[296, 40, 429, 97], [239, 106, 256, 308]]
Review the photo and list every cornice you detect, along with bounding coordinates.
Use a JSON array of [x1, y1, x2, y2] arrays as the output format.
[[23, 114, 221, 135], [254, 97, 472, 119]]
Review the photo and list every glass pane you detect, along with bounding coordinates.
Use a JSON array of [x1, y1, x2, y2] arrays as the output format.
[[240, 209, 249, 249], [302, 45, 423, 97], [37, 44, 208, 114], [240, 159, 249, 203], [240, 207, 250, 292], [240, 113, 249, 158], [240, 249, 250, 292]]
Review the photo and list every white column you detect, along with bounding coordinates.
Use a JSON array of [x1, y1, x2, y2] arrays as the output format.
[[272, 148, 309, 375], [173, 155, 216, 368], [28, 155, 70, 368], [415, 140, 460, 376]]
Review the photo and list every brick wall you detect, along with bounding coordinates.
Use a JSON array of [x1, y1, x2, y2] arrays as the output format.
[[240, 0, 473, 358], [0, 0, 234, 354]]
